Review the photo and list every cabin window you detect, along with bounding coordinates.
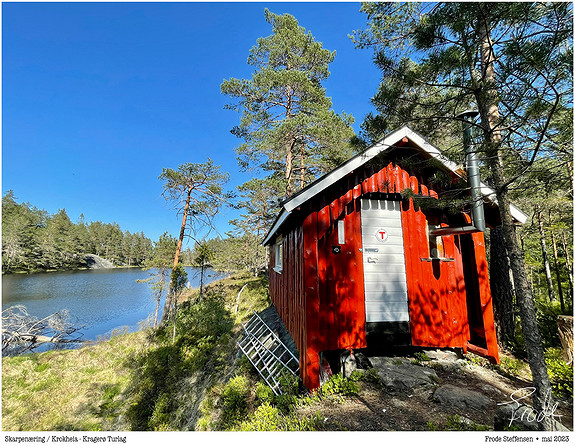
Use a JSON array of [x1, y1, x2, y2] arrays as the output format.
[[274, 236, 283, 273], [337, 220, 346, 244], [427, 224, 445, 258]]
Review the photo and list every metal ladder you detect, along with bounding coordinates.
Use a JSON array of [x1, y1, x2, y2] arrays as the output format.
[[237, 311, 300, 395]]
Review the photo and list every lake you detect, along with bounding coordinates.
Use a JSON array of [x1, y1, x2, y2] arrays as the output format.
[[1, 267, 226, 346]]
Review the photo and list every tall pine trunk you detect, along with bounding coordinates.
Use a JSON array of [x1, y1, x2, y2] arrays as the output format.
[[173, 186, 192, 268], [285, 84, 294, 197], [560, 232, 573, 305], [490, 226, 516, 347], [285, 147, 293, 197], [161, 186, 191, 325], [300, 141, 306, 190], [549, 218, 565, 312], [476, 8, 553, 429], [535, 207, 555, 302]]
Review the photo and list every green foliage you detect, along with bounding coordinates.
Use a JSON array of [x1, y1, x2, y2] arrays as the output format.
[[413, 351, 432, 364], [168, 264, 188, 296], [254, 381, 274, 404], [191, 240, 214, 270], [271, 371, 301, 413], [159, 159, 230, 241], [125, 295, 234, 430], [426, 415, 491, 431], [493, 356, 527, 379], [95, 384, 124, 422], [545, 348, 573, 397], [444, 415, 491, 431], [238, 402, 323, 431], [535, 298, 565, 348], [317, 373, 360, 397], [238, 402, 281, 431], [219, 375, 252, 429], [355, 367, 382, 386], [143, 232, 177, 270]]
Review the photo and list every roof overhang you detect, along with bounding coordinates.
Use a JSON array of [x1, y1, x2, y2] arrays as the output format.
[[263, 126, 528, 246]]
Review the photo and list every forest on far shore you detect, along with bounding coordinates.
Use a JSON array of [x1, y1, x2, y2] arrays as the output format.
[[2, 190, 153, 273]]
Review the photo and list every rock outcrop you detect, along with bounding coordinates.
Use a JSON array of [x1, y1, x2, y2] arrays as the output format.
[[84, 254, 114, 269], [433, 384, 492, 411], [370, 357, 439, 391]]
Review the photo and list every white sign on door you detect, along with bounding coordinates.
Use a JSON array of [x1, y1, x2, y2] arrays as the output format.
[[375, 228, 389, 242]]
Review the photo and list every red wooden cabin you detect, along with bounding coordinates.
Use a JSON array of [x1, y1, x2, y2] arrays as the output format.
[[263, 126, 527, 390]]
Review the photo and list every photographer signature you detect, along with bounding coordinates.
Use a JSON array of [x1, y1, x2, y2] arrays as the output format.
[[498, 387, 562, 427]]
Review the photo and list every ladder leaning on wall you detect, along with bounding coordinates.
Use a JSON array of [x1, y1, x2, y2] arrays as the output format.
[[237, 311, 300, 395]]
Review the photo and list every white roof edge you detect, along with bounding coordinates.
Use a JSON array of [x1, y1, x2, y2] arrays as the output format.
[[510, 204, 528, 224], [262, 209, 289, 246], [284, 126, 415, 213], [479, 184, 528, 224], [263, 125, 528, 244]]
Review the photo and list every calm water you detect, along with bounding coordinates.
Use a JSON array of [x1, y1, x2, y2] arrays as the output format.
[[2, 267, 226, 345]]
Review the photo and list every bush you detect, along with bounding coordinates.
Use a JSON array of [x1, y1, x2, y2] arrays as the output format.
[[239, 402, 281, 431], [219, 375, 251, 429], [413, 351, 431, 364], [238, 402, 323, 431], [545, 348, 573, 397], [494, 356, 527, 378], [254, 381, 274, 405], [319, 373, 360, 397], [535, 299, 565, 349]]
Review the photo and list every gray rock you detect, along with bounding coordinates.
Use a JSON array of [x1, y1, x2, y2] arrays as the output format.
[[494, 403, 570, 431], [433, 359, 468, 373], [425, 349, 460, 362], [370, 357, 439, 391], [494, 404, 540, 431], [84, 254, 114, 269], [433, 384, 491, 411], [477, 383, 506, 398]]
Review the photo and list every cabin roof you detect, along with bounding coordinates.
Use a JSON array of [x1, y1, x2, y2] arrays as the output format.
[[263, 125, 528, 246]]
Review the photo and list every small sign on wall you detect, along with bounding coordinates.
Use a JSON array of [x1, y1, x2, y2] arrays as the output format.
[[375, 228, 389, 242]]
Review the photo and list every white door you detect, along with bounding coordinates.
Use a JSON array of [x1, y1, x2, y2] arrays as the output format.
[[360, 198, 409, 323]]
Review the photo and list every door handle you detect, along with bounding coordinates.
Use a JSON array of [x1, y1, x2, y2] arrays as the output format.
[[367, 257, 377, 263]]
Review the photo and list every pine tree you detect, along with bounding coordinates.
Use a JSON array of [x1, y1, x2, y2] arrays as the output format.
[[158, 159, 229, 324], [222, 9, 355, 198], [139, 232, 177, 328], [191, 240, 214, 300]]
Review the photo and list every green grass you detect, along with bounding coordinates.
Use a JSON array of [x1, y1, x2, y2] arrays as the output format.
[[2, 330, 149, 431], [427, 415, 491, 431]]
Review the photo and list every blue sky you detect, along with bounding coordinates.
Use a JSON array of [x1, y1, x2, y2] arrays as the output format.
[[2, 2, 382, 247]]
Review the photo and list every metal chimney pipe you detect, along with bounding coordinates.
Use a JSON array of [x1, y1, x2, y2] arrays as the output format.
[[456, 110, 486, 232]]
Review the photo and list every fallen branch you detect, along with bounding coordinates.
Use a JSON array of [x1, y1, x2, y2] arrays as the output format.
[[2, 305, 85, 356]]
